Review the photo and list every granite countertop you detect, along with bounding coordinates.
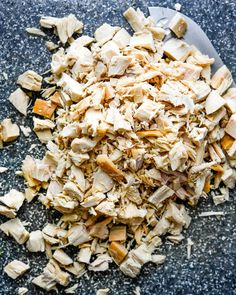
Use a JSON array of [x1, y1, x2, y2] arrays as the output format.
[[0, 0, 235, 294]]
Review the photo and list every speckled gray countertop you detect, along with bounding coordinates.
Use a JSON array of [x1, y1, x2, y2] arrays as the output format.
[[0, 0, 235, 294]]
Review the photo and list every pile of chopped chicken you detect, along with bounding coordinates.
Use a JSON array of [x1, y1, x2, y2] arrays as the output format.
[[1, 7, 235, 293]]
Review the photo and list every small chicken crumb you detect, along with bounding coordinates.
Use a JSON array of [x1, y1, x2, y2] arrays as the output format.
[[65, 283, 79, 294], [26, 27, 46, 37], [199, 211, 224, 217], [0, 167, 8, 173], [187, 238, 194, 259], [20, 126, 32, 137], [134, 286, 141, 295], [96, 288, 110, 295], [174, 3, 182, 11], [45, 41, 59, 51], [18, 287, 28, 295]]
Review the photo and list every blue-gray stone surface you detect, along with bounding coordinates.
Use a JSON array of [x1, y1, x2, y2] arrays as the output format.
[[0, 0, 235, 294]]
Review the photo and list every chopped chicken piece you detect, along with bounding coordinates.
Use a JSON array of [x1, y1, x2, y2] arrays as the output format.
[[60, 123, 80, 138], [32, 273, 57, 291], [148, 185, 174, 205], [94, 23, 120, 45], [95, 200, 116, 216], [72, 52, 94, 80], [109, 226, 126, 242], [33, 99, 57, 119], [169, 13, 187, 38], [1, 118, 20, 142], [92, 169, 114, 193], [51, 48, 68, 74], [88, 254, 112, 272], [70, 165, 86, 192], [227, 140, 236, 157], [225, 114, 236, 139], [71, 35, 94, 47], [150, 216, 171, 236], [50, 91, 63, 107], [8, 88, 30, 116], [108, 56, 132, 77], [33, 117, 55, 131], [123, 7, 146, 32], [169, 141, 188, 171], [205, 90, 225, 115], [111, 107, 132, 132], [130, 32, 155, 52], [152, 254, 166, 265], [0, 218, 29, 244], [189, 127, 208, 145], [0, 189, 24, 211], [136, 130, 164, 138], [125, 186, 142, 205], [35, 129, 53, 143], [163, 39, 191, 61], [148, 26, 166, 40], [108, 241, 128, 264], [65, 262, 86, 277], [40, 14, 83, 44], [43, 259, 70, 286], [134, 99, 160, 121], [223, 88, 236, 113], [100, 40, 120, 65], [90, 220, 110, 240], [165, 202, 186, 225], [120, 244, 151, 278], [0, 205, 16, 218], [95, 61, 107, 80], [220, 134, 234, 150], [221, 168, 236, 188], [67, 224, 91, 246], [211, 65, 233, 95], [26, 230, 45, 252], [57, 73, 83, 102], [96, 154, 124, 181], [46, 41, 59, 51], [77, 247, 92, 264], [4, 260, 30, 279], [53, 249, 73, 265], [183, 80, 211, 101], [180, 63, 202, 81], [71, 137, 97, 153], [118, 203, 147, 220], [63, 181, 83, 201], [113, 28, 131, 48], [17, 70, 42, 91]]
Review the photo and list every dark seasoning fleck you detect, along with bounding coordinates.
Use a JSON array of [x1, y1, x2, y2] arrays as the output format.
[[0, 0, 235, 295]]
